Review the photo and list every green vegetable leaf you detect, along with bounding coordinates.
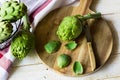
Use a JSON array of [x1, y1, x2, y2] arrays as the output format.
[[73, 61, 83, 75], [56, 16, 82, 41], [57, 54, 71, 68], [44, 40, 61, 54], [0, 1, 27, 22], [11, 31, 34, 59], [65, 41, 77, 50]]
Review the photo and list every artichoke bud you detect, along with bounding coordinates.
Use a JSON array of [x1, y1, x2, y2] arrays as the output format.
[[0, 21, 13, 43], [0, 1, 27, 22], [57, 16, 82, 41], [11, 30, 34, 59]]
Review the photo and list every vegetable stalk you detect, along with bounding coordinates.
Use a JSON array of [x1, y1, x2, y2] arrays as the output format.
[[76, 12, 101, 21], [22, 13, 31, 31]]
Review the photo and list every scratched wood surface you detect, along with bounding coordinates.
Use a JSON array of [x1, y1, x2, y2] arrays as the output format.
[[9, 0, 120, 80]]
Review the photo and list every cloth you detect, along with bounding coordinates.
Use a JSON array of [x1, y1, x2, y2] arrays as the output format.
[[0, 0, 77, 80]]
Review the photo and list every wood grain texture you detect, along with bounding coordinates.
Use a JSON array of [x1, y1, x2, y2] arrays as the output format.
[[8, 54, 120, 80], [8, 0, 120, 79], [87, 42, 96, 71], [91, 0, 120, 14], [102, 14, 120, 53], [34, 0, 113, 76], [12, 50, 41, 67]]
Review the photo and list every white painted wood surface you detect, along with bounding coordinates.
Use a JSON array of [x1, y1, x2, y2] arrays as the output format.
[[8, 0, 120, 80], [91, 0, 120, 14], [8, 54, 120, 80]]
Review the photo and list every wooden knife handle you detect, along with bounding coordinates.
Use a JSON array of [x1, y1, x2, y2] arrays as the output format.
[[87, 42, 96, 71]]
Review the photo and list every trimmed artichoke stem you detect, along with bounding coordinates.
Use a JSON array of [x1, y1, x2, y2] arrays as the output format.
[[22, 13, 30, 31], [76, 12, 101, 21]]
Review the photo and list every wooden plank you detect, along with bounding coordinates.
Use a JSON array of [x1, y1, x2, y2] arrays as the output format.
[[103, 77, 120, 80], [12, 50, 41, 66], [8, 54, 120, 80], [91, 0, 120, 14]]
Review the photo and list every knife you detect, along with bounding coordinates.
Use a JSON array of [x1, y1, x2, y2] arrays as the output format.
[[83, 23, 96, 71]]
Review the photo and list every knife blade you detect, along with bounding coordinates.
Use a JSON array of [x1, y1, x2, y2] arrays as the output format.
[[83, 23, 96, 71], [84, 24, 92, 42]]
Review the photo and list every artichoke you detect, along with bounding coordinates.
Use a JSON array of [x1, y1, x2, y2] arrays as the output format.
[[57, 16, 82, 41], [0, 21, 13, 43], [11, 13, 34, 59], [11, 30, 34, 59], [0, 1, 27, 22], [56, 13, 101, 41]]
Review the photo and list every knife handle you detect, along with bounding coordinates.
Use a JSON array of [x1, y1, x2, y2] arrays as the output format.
[[87, 42, 96, 71]]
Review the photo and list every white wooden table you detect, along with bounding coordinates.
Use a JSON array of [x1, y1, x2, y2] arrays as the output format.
[[8, 0, 120, 80]]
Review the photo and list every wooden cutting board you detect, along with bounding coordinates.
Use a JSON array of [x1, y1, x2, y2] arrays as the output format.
[[34, 0, 113, 76]]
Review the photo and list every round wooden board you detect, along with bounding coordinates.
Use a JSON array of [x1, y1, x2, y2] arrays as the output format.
[[34, 0, 113, 76]]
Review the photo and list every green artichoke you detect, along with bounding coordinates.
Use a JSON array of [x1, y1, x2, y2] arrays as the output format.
[[0, 21, 13, 43], [0, 1, 27, 22], [11, 13, 34, 59], [57, 16, 82, 41], [56, 13, 101, 41], [11, 30, 34, 59]]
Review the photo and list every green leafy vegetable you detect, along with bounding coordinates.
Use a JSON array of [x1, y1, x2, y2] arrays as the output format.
[[0, 21, 13, 43], [11, 30, 34, 59], [56, 13, 101, 41], [11, 13, 34, 59], [0, 1, 27, 22], [65, 41, 77, 50], [56, 16, 82, 41], [44, 40, 61, 54], [57, 54, 71, 68], [73, 61, 83, 75]]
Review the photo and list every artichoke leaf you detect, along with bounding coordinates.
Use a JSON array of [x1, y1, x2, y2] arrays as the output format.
[[73, 61, 83, 75], [57, 54, 71, 68], [65, 41, 77, 50], [44, 40, 61, 54]]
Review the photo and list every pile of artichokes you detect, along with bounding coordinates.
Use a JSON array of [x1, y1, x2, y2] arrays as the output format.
[[0, 1, 34, 59]]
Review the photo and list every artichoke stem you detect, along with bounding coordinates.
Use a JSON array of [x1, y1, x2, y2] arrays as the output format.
[[78, 12, 101, 21], [23, 13, 30, 31]]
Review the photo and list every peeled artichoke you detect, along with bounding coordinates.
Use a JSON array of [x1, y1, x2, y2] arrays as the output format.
[[11, 30, 34, 59], [56, 13, 101, 41], [0, 21, 13, 43], [57, 16, 82, 41], [0, 1, 27, 22]]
